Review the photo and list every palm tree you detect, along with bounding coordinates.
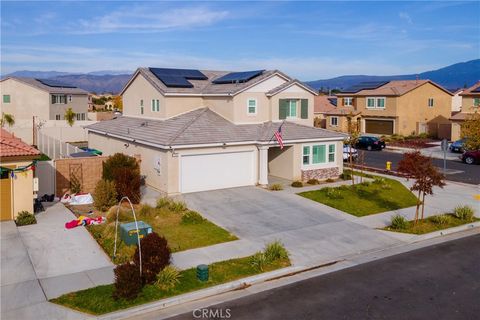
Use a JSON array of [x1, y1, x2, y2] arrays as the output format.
[[64, 108, 76, 127], [0, 112, 15, 127]]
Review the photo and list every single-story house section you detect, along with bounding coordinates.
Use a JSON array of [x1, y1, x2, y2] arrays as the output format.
[[86, 108, 346, 195]]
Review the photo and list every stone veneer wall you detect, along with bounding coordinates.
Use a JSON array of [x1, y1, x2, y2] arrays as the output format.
[[301, 167, 339, 181]]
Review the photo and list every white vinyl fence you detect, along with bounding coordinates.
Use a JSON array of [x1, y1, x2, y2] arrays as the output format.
[[37, 131, 82, 159], [36, 160, 56, 196]]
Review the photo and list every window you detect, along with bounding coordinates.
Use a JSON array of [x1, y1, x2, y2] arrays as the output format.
[[366, 97, 386, 109], [303, 143, 336, 166], [377, 98, 385, 108], [3, 95, 11, 103], [76, 113, 81, 121], [247, 99, 257, 114], [288, 100, 297, 117], [344, 97, 353, 106], [474, 98, 480, 107], [55, 114, 61, 120], [367, 98, 375, 108], [68, 95, 72, 102], [81, 113, 85, 120], [151, 99, 159, 112], [52, 94, 66, 104], [330, 116, 338, 126], [428, 98, 434, 107]]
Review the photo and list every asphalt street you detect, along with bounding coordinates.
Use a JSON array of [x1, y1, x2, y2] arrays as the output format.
[[168, 234, 480, 320], [360, 150, 480, 185]]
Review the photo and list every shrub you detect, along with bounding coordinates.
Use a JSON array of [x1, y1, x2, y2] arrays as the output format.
[[155, 265, 181, 290], [138, 204, 156, 218], [340, 173, 352, 180], [112, 262, 143, 300], [93, 179, 118, 211], [325, 187, 343, 199], [360, 181, 371, 187], [156, 197, 173, 209], [70, 174, 81, 194], [373, 178, 386, 184], [391, 215, 408, 230], [264, 241, 289, 263], [307, 179, 319, 185], [15, 211, 36, 226], [106, 206, 133, 223], [156, 197, 187, 212], [326, 178, 335, 183], [269, 183, 283, 191], [431, 214, 450, 225], [103, 153, 141, 203], [250, 252, 267, 271], [181, 211, 205, 225], [133, 232, 171, 284], [291, 181, 303, 188], [453, 205, 475, 221]]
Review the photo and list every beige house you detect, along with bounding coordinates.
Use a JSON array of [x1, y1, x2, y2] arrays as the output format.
[[1, 129, 40, 221], [331, 80, 453, 137], [313, 95, 337, 128], [86, 67, 346, 195], [450, 82, 480, 141], [0, 77, 89, 122]]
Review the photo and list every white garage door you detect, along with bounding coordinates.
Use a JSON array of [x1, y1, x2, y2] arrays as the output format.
[[180, 151, 255, 193]]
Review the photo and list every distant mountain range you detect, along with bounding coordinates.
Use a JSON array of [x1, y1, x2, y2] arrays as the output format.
[[305, 59, 480, 92], [3, 59, 479, 94]]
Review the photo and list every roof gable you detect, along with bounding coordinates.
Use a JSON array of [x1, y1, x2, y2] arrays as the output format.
[[1, 77, 88, 95]]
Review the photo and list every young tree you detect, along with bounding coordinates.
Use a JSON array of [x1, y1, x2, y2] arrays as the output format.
[[0, 112, 15, 127], [64, 108, 76, 127], [113, 95, 123, 111], [345, 113, 360, 185], [398, 151, 446, 224], [461, 112, 480, 150]]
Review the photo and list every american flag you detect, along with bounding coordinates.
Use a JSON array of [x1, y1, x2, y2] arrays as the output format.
[[274, 125, 284, 149]]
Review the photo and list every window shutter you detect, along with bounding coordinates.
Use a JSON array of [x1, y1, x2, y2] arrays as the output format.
[[279, 99, 287, 120], [301, 99, 308, 119]]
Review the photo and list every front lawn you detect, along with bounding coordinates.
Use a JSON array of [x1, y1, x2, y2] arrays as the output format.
[[51, 255, 290, 315], [383, 214, 479, 235], [299, 176, 418, 217], [67, 203, 237, 264]]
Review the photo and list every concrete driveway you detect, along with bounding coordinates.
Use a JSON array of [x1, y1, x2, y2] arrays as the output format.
[[184, 186, 402, 266]]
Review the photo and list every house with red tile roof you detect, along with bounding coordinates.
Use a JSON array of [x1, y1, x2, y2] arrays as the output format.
[[450, 81, 480, 141]]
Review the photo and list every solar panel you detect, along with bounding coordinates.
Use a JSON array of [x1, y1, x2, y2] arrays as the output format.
[[36, 78, 77, 88], [328, 98, 337, 106], [212, 70, 264, 84], [148, 68, 208, 88], [156, 75, 193, 88], [341, 81, 389, 93], [471, 87, 480, 93]]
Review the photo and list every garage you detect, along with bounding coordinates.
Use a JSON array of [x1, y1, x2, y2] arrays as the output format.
[[1, 172, 12, 221], [180, 151, 256, 193], [365, 119, 394, 135]]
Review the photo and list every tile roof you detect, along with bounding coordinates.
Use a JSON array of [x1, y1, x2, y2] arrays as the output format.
[[0, 129, 40, 158], [323, 108, 361, 116], [1, 77, 88, 94], [450, 112, 477, 121], [86, 108, 345, 148], [314, 96, 337, 114], [337, 80, 452, 97], [460, 81, 480, 96]]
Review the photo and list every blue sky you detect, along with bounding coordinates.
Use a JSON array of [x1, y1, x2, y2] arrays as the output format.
[[1, 1, 479, 80]]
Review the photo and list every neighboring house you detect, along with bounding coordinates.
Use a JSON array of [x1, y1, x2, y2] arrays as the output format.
[[332, 80, 453, 137], [86, 67, 346, 195], [451, 88, 463, 112], [104, 100, 115, 110], [0, 77, 89, 122], [0, 129, 40, 221], [313, 95, 337, 128], [450, 81, 480, 141]]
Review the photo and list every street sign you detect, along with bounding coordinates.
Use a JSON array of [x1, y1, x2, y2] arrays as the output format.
[[441, 139, 449, 151], [441, 138, 448, 174]]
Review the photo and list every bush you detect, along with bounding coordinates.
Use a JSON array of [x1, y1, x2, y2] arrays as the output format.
[[269, 183, 283, 191], [326, 178, 335, 183], [391, 215, 408, 230], [155, 265, 181, 290], [264, 241, 289, 262], [431, 214, 450, 225], [133, 232, 171, 284], [156, 197, 187, 212], [291, 181, 303, 188], [340, 173, 352, 180], [112, 262, 143, 300], [307, 178, 319, 185], [373, 178, 386, 184], [325, 187, 343, 199], [70, 174, 81, 194], [106, 206, 133, 223], [250, 252, 267, 271], [15, 211, 36, 226], [181, 211, 205, 225], [453, 205, 475, 221], [103, 153, 141, 203], [93, 179, 118, 211], [138, 204, 156, 218]]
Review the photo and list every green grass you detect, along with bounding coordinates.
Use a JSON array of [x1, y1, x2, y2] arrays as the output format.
[[383, 214, 479, 234], [51, 256, 290, 315], [298, 175, 418, 217], [85, 206, 238, 264]]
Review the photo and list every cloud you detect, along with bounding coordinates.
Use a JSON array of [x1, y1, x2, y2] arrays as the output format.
[[399, 12, 413, 24]]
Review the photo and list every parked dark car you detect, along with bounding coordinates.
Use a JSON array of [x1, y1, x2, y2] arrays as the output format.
[[461, 150, 480, 165], [355, 136, 386, 151], [449, 139, 465, 153]]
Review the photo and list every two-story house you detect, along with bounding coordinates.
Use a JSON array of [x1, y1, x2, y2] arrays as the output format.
[[450, 81, 480, 141], [328, 80, 453, 137], [0, 77, 89, 122], [86, 67, 346, 195]]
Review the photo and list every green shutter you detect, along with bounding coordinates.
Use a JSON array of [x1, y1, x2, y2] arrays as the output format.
[[279, 99, 288, 120], [301, 99, 308, 119]]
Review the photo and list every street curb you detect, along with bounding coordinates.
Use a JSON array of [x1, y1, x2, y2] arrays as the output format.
[[96, 266, 305, 320]]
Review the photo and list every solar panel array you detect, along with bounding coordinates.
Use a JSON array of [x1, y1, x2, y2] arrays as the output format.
[[36, 78, 77, 88], [328, 98, 337, 107], [212, 70, 264, 84], [340, 81, 390, 94], [471, 86, 480, 93], [149, 68, 208, 88]]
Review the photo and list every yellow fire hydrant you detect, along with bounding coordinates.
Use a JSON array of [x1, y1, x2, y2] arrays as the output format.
[[386, 161, 392, 171]]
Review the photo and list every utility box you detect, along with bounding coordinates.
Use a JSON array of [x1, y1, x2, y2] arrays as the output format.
[[197, 264, 209, 281], [119, 221, 152, 246]]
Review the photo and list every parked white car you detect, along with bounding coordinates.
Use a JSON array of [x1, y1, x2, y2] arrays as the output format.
[[343, 145, 358, 161]]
